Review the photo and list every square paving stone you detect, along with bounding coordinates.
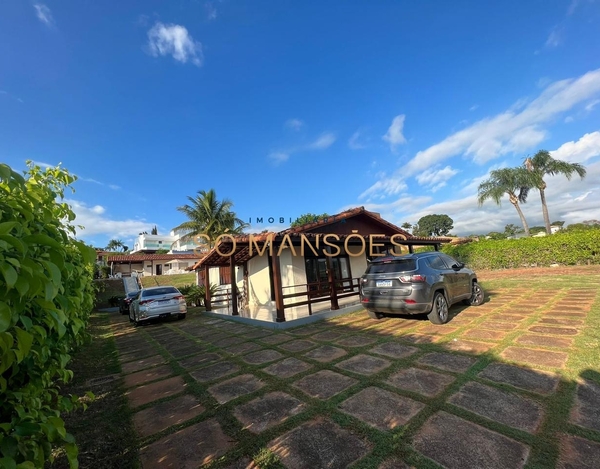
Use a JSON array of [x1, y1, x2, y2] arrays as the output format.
[[169, 346, 203, 358], [139, 418, 235, 468], [227, 342, 263, 355], [268, 418, 370, 469], [242, 349, 284, 365], [208, 374, 265, 404], [516, 334, 573, 349], [398, 333, 437, 344], [558, 434, 600, 469], [462, 329, 508, 341], [387, 367, 454, 397], [293, 370, 357, 399], [417, 352, 477, 373], [528, 326, 578, 336], [190, 362, 241, 383], [118, 347, 158, 364], [335, 335, 378, 347], [233, 391, 306, 433], [495, 314, 527, 322], [569, 379, 600, 432], [448, 381, 543, 433], [303, 345, 347, 362], [223, 457, 258, 469], [132, 394, 205, 438], [501, 346, 568, 368], [121, 355, 166, 374], [419, 325, 459, 335], [339, 386, 425, 431], [479, 321, 518, 331], [258, 334, 294, 345], [278, 340, 317, 352], [444, 339, 496, 354], [379, 458, 411, 469], [539, 318, 584, 327], [126, 376, 187, 408], [369, 342, 419, 359], [263, 357, 313, 378], [124, 365, 173, 388], [311, 330, 344, 341], [213, 336, 248, 348], [543, 310, 586, 318], [335, 354, 392, 376], [178, 352, 222, 370], [478, 363, 560, 395], [289, 326, 322, 336], [243, 329, 272, 339], [413, 411, 530, 469]]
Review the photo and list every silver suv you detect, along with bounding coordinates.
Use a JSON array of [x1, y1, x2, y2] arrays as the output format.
[[359, 252, 484, 324]]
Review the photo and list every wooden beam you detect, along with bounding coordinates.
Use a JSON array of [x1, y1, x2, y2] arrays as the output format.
[[229, 255, 238, 316], [203, 265, 211, 311], [271, 253, 285, 322], [325, 253, 339, 310], [408, 245, 414, 254]]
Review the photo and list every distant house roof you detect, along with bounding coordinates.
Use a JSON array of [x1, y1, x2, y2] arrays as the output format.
[[107, 253, 203, 263], [190, 206, 451, 269]]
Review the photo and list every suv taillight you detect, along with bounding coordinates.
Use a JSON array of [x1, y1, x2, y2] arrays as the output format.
[[399, 274, 426, 283]]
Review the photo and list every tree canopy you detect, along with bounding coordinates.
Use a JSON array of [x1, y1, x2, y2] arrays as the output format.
[[172, 189, 247, 248], [414, 214, 454, 236], [290, 213, 330, 228]]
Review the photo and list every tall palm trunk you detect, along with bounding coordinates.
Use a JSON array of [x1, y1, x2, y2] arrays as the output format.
[[538, 181, 551, 235], [509, 192, 530, 236]]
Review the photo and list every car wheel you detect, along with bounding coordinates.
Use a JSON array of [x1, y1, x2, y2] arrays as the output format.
[[428, 292, 449, 324], [367, 311, 384, 320], [463, 281, 485, 306]]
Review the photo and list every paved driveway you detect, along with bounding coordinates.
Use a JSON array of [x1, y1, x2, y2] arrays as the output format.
[[112, 286, 600, 468]]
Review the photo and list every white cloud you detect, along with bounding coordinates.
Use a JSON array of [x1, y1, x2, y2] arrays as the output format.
[[415, 166, 459, 192], [545, 27, 562, 48], [147, 22, 203, 66], [0, 90, 24, 104], [348, 130, 367, 150], [362, 137, 600, 236], [307, 132, 336, 150], [32, 160, 53, 169], [585, 99, 600, 112], [382, 115, 407, 150], [285, 118, 304, 131], [33, 3, 54, 27], [268, 152, 289, 164], [359, 176, 407, 200], [469, 105, 479, 112], [205, 2, 217, 21], [403, 68, 600, 175], [564, 116, 574, 123], [551, 131, 600, 163], [67, 199, 155, 239]]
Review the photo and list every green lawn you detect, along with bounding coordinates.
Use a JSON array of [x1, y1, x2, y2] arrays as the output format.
[[140, 272, 196, 289]]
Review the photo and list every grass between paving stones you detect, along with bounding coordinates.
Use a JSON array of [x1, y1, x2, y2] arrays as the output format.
[[48, 313, 140, 469], [68, 270, 600, 469]]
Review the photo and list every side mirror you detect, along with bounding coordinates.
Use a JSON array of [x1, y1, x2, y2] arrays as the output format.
[[452, 262, 464, 270]]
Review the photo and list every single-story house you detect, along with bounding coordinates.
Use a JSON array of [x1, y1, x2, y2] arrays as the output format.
[[190, 206, 451, 322], [107, 253, 204, 277]]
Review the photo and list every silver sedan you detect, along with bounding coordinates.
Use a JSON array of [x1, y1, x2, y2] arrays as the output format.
[[129, 286, 187, 325]]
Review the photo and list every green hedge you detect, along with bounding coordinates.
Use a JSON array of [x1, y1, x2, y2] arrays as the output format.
[[0, 162, 96, 468], [442, 230, 600, 270]]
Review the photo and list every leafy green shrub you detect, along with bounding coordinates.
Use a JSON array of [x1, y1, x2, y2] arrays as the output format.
[[0, 162, 96, 468], [442, 230, 600, 270], [179, 283, 218, 306]]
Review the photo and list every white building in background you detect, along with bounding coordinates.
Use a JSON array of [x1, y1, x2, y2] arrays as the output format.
[[131, 230, 198, 254]]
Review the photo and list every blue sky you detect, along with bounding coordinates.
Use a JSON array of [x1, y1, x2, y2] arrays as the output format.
[[2, 0, 600, 248]]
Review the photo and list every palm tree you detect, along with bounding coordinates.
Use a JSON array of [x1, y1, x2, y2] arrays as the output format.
[[172, 189, 248, 249], [477, 168, 533, 236], [524, 150, 586, 235], [105, 239, 125, 252]]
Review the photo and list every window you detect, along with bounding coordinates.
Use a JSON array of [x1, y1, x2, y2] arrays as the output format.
[[305, 256, 352, 297], [427, 255, 448, 270], [366, 259, 416, 274]]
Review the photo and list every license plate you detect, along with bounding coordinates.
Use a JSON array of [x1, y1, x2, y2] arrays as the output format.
[[159, 313, 170, 319], [376, 280, 393, 287]]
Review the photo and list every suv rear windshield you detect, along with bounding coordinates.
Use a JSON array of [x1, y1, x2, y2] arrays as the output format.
[[366, 259, 416, 274], [142, 287, 179, 297]]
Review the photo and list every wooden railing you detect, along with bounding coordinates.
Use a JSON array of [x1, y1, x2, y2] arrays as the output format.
[[281, 277, 361, 316]]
